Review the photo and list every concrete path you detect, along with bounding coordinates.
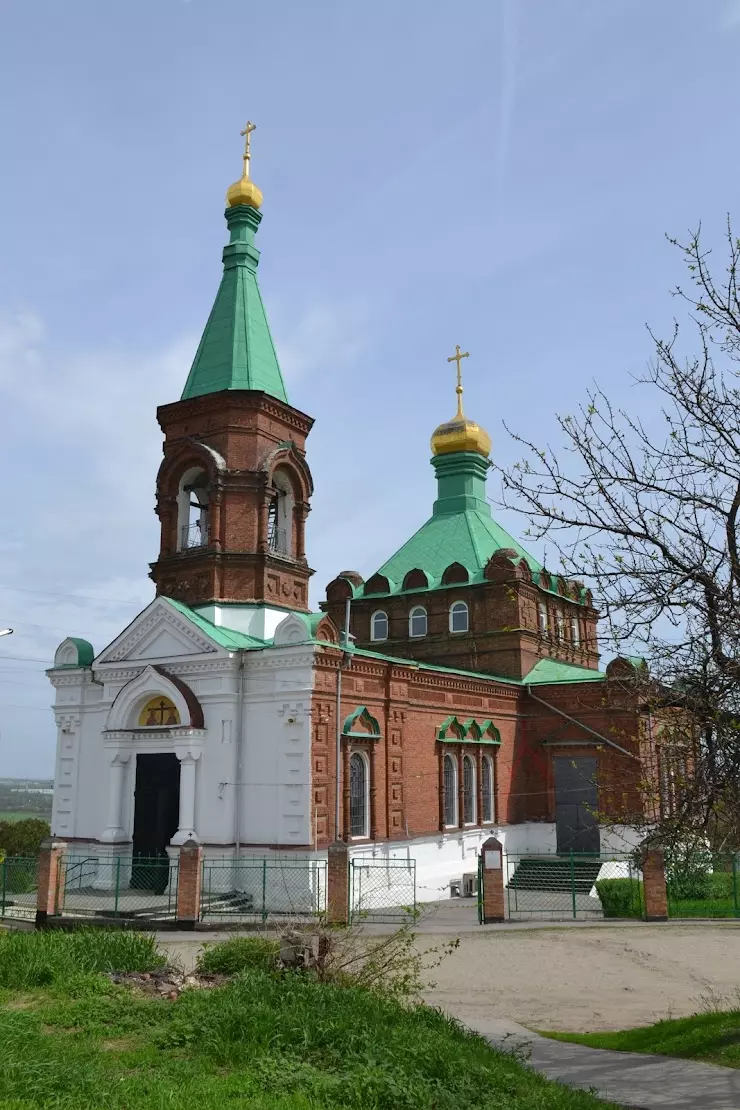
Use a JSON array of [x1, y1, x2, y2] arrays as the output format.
[[476, 1018, 740, 1110]]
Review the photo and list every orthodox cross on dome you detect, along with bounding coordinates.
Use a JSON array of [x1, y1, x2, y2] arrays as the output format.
[[447, 344, 470, 417], [240, 120, 256, 177]]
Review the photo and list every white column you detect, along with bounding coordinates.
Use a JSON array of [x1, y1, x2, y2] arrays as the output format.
[[101, 752, 131, 842], [171, 752, 200, 845]]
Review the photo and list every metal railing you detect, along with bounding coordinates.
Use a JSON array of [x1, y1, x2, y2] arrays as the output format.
[[201, 857, 327, 923], [268, 527, 289, 556], [57, 854, 179, 921], [350, 857, 416, 923], [503, 852, 642, 921], [0, 856, 38, 920], [180, 521, 208, 550]]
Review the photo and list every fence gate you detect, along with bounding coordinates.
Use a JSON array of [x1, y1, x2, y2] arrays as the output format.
[[200, 857, 327, 923], [56, 854, 179, 921], [503, 853, 642, 921], [0, 856, 38, 921], [350, 857, 416, 923]]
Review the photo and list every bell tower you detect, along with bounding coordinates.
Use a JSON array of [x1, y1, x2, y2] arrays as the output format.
[[150, 124, 314, 612]]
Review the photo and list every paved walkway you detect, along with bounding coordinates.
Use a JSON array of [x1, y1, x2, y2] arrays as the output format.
[[476, 1018, 740, 1110]]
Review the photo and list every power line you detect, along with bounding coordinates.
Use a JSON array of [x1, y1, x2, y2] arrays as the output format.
[[0, 583, 145, 606]]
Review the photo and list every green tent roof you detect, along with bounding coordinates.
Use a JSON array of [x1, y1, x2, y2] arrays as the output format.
[[523, 657, 605, 685], [163, 597, 266, 651], [180, 203, 288, 403]]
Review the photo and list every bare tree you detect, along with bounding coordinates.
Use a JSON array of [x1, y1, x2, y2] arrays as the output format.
[[498, 221, 740, 849]]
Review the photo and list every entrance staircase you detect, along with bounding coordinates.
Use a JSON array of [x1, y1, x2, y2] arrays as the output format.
[[507, 857, 602, 894]]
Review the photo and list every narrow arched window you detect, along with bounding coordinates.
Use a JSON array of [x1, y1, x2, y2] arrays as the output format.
[[349, 752, 369, 838], [370, 611, 388, 642], [449, 600, 469, 633], [409, 606, 427, 638], [482, 756, 494, 823], [538, 602, 549, 635], [267, 469, 294, 557], [463, 755, 476, 824], [443, 754, 457, 827], [555, 609, 565, 642], [571, 616, 581, 646]]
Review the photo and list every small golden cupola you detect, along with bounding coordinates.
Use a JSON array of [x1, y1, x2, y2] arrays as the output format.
[[430, 345, 492, 457], [226, 120, 264, 209]]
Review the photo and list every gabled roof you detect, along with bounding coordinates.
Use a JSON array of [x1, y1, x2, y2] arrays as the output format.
[[163, 597, 266, 650], [524, 657, 605, 685]]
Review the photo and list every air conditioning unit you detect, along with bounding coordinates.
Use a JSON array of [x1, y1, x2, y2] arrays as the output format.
[[462, 872, 478, 898]]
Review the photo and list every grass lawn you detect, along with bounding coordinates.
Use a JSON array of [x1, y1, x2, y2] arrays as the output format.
[[544, 1011, 740, 1069], [669, 897, 737, 918], [0, 929, 623, 1110], [0, 811, 50, 823]]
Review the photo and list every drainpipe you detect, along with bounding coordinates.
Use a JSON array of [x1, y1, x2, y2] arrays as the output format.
[[525, 685, 640, 760], [334, 596, 352, 841], [235, 650, 247, 858]]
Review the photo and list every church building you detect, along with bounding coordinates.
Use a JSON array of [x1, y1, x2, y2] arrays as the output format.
[[48, 129, 650, 901]]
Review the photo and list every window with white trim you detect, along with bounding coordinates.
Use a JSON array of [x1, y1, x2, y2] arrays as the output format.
[[409, 606, 427, 638], [571, 616, 581, 646], [538, 602, 549, 635], [370, 610, 388, 642], [555, 609, 565, 642], [482, 755, 494, 823], [449, 600, 469, 633], [463, 754, 476, 824], [349, 752, 369, 838], [443, 753, 457, 827]]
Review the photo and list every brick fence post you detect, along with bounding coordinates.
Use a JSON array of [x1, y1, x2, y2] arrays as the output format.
[[35, 838, 66, 927], [643, 845, 668, 921], [176, 840, 203, 929], [327, 841, 349, 926], [480, 836, 506, 923]]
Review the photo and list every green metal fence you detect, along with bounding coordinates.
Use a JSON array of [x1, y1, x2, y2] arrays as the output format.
[[58, 854, 179, 921], [0, 856, 38, 920], [503, 852, 643, 921], [200, 857, 327, 923], [349, 857, 416, 923], [666, 852, 740, 919]]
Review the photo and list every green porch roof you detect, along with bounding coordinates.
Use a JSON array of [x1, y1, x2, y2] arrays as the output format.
[[180, 203, 288, 403], [163, 597, 267, 651], [523, 657, 605, 685]]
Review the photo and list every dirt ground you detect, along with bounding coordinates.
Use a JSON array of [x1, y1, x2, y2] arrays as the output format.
[[159, 921, 740, 1034]]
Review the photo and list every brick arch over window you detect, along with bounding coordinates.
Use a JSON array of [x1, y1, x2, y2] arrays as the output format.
[[441, 562, 469, 585], [364, 573, 392, 595], [402, 568, 429, 590], [156, 440, 225, 498]]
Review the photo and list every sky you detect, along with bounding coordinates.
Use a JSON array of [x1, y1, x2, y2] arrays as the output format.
[[0, 0, 739, 777]]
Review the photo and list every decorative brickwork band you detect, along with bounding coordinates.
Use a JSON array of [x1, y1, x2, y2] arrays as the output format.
[[35, 838, 66, 926], [176, 840, 204, 929], [327, 841, 350, 926], [480, 836, 506, 923], [642, 845, 668, 921]]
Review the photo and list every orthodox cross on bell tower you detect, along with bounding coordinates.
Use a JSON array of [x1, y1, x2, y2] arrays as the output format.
[[447, 344, 470, 417], [240, 120, 256, 177]]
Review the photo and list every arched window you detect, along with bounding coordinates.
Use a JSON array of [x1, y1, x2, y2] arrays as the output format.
[[370, 611, 388, 642], [267, 469, 294, 556], [349, 752, 369, 838], [443, 754, 457, 827], [463, 755, 476, 824], [409, 606, 427, 638], [555, 609, 565, 642], [482, 755, 494, 823], [177, 468, 209, 551], [537, 602, 549, 635], [449, 600, 469, 633], [571, 616, 581, 647]]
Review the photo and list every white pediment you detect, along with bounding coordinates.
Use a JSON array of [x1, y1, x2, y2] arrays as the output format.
[[95, 597, 220, 665]]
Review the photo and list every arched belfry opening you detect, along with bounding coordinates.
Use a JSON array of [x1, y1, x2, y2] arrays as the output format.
[[267, 468, 295, 557], [177, 467, 209, 551]]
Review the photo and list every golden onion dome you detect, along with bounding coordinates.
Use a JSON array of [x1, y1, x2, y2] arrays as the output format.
[[431, 344, 491, 457], [226, 119, 263, 209], [431, 414, 491, 457]]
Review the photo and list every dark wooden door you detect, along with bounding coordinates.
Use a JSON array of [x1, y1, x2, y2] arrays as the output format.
[[554, 756, 599, 854], [132, 753, 180, 858]]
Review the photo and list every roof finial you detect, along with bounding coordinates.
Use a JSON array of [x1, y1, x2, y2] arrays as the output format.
[[447, 344, 470, 418], [240, 120, 256, 179]]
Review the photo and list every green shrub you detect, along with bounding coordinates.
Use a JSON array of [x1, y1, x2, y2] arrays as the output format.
[[0, 818, 49, 857], [196, 936, 280, 977], [0, 929, 165, 989], [595, 877, 644, 918]]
